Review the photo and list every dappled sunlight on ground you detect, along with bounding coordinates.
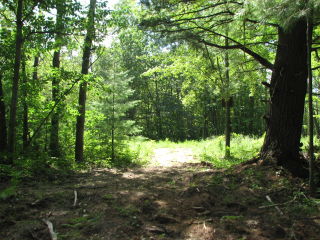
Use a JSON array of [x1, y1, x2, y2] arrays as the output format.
[[1, 148, 319, 240], [151, 148, 197, 167]]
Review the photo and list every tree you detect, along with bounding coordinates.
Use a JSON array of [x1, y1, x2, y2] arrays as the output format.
[[0, 10, 12, 156], [0, 74, 7, 154], [49, 0, 66, 158], [141, 0, 320, 176], [21, 53, 29, 150], [75, 0, 97, 163], [48, 0, 81, 158], [223, 36, 231, 158], [94, 49, 139, 163], [306, 7, 315, 194], [2, 0, 55, 159], [7, 0, 24, 160]]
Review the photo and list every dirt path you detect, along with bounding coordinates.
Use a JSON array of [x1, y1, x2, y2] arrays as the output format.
[[151, 148, 196, 167], [1, 148, 319, 240]]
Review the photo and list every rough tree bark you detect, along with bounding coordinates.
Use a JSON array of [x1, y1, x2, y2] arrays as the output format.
[[8, 0, 24, 161], [260, 19, 309, 177], [75, 0, 96, 163]]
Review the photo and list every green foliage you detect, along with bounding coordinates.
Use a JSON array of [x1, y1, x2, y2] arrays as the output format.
[[83, 47, 140, 166], [116, 204, 140, 217], [284, 191, 320, 218], [127, 140, 153, 166], [0, 0, 319, 190], [0, 185, 16, 200], [198, 134, 263, 168], [127, 135, 263, 168], [220, 215, 244, 221]]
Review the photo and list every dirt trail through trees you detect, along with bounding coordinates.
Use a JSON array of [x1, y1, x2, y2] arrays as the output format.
[[151, 148, 196, 167], [1, 149, 319, 240]]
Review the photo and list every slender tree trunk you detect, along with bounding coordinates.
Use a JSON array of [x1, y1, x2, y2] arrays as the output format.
[[155, 78, 163, 140], [32, 56, 39, 81], [249, 96, 254, 134], [50, 51, 61, 157], [8, 0, 24, 161], [202, 85, 209, 139], [75, 0, 96, 163], [224, 38, 231, 158], [0, 74, 7, 154], [111, 80, 115, 162], [225, 98, 231, 158], [50, 1, 64, 157], [21, 55, 29, 151], [260, 19, 308, 177], [30, 55, 40, 150]]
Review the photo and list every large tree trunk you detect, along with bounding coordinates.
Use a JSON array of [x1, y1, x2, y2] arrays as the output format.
[[0, 74, 7, 154], [75, 0, 96, 163], [8, 0, 23, 161], [260, 19, 308, 177]]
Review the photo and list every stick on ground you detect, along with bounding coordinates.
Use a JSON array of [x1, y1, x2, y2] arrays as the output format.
[[42, 219, 57, 240]]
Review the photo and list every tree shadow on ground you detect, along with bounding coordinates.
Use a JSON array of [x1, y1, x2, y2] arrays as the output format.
[[0, 161, 319, 240]]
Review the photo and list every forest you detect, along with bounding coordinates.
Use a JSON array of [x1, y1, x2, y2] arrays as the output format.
[[0, 0, 320, 239]]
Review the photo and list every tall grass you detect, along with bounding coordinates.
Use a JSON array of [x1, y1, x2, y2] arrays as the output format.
[[195, 134, 263, 168], [128, 134, 264, 168]]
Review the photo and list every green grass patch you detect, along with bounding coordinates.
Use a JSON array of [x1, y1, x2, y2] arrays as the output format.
[[128, 134, 263, 168], [195, 134, 263, 168], [116, 204, 140, 217]]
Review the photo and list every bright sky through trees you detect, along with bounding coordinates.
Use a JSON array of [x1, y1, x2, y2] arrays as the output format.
[[80, 0, 119, 8]]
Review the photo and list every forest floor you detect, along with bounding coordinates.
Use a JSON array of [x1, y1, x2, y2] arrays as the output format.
[[1, 148, 320, 240]]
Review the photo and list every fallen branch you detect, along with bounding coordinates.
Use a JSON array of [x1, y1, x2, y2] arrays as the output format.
[[259, 196, 297, 209], [265, 195, 284, 215], [73, 190, 78, 207], [42, 219, 57, 240]]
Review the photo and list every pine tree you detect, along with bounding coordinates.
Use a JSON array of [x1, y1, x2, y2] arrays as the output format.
[[95, 54, 139, 164]]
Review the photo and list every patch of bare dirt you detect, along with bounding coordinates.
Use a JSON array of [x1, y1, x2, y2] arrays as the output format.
[[0, 149, 319, 240]]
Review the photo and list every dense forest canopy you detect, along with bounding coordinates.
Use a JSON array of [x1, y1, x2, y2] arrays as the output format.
[[0, 0, 319, 183]]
